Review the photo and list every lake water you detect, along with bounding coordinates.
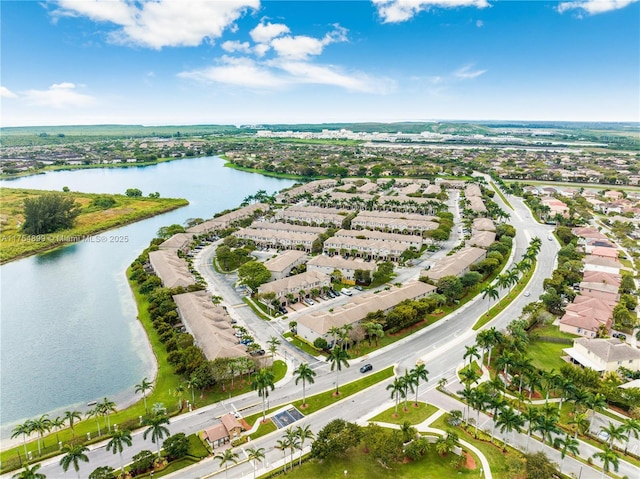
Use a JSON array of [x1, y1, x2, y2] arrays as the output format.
[[0, 157, 296, 437]]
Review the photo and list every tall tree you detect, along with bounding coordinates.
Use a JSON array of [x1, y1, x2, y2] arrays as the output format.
[[387, 377, 405, 415], [410, 363, 429, 406], [85, 407, 102, 437], [106, 429, 133, 476], [143, 414, 171, 458], [63, 410, 82, 437], [251, 368, 276, 422], [31, 415, 52, 456], [11, 420, 34, 460], [293, 363, 316, 407], [592, 446, 619, 479], [98, 397, 116, 432], [59, 444, 89, 479], [295, 425, 315, 465], [496, 407, 524, 447], [327, 347, 350, 395], [463, 344, 480, 367], [621, 418, 640, 454], [135, 378, 153, 414], [553, 434, 580, 475], [214, 448, 239, 479], [267, 336, 281, 361], [246, 447, 265, 479], [481, 284, 500, 312]]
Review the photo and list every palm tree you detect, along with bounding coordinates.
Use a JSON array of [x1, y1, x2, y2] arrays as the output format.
[[460, 366, 480, 387], [267, 336, 281, 361], [185, 376, 200, 406], [553, 434, 580, 474], [387, 377, 405, 414], [458, 385, 474, 424], [535, 410, 560, 445], [31, 414, 52, 455], [470, 388, 489, 438], [484, 327, 503, 368], [586, 392, 607, 430], [143, 414, 170, 457], [522, 404, 541, 451], [98, 397, 116, 432], [106, 429, 133, 476], [488, 395, 507, 439], [496, 350, 515, 382], [246, 446, 265, 479], [327, 326, 342, 348], [463, 345, 480, 368], [600, 422, 627, 449], [293, 363, 316, 407], [11, 420, 34, 459], [496, 407, 524, 447], [86, 406, 102, 437], [592, 446, 619, 479], [557, 377, 576, 410], [135, 378, 153, 414], [340, 324, 353, 351], [568, 412, 589, 439], [475, 330, 492, 366], [410, 363, 429, 406], [621, 418, 640, 454], [481, 284, 499, 312], [11, 463, 46, 479], [275, 439, 288, 472], [283, 428, 300, 470], [399, 369, 416, 411], [49, 416, 65, 444], [214, 448, 239, 479], [327, 347, 350, 395], [295, 425, 314, 465], [505, 269, 520, 292], [59, 444, 89, 479], [251, 368, 276, 422], [63, 410, 82, 437]]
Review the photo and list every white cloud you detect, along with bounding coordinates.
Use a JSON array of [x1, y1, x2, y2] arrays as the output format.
[[23, 82, 96, 108], [180, 56, 393, 94], [54, 0, 259, 49], [372, 0, 490, 23], [272, 60, 394, 93], [249, 21, 290, 43], [178, 56, 288, 90], [454, 64, 486, 79], [222, 40, 252, 53], [1, 86, 18, 98], [476, 19, 484, 27], [557, 0, 637, 14], [270, 25, 348, 60]]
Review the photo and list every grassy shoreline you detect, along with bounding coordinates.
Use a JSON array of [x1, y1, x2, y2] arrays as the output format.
[[222, 161, 311, 180], [0, 188, 189, 263]]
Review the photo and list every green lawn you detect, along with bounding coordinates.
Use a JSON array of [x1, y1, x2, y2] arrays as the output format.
[[260, 444, 479, 479], [430, 414, 518, 479], [370, 402, 438, 425], [531, 323, 577, 340], [289, 335, 326, 357], [249, 419, 277, 440], [526, 341, 569, 372]]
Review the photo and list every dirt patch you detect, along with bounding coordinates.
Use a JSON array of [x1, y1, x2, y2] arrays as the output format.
[[464, 451, 477, 469]]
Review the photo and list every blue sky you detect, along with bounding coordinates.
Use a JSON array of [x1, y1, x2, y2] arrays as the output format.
[[1, 0, 638, 126]]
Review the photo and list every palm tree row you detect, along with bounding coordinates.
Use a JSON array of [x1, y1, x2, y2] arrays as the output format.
[[386, 364, 429, 414], [275, 425, 316, 473], [11, 409, 85, 459]]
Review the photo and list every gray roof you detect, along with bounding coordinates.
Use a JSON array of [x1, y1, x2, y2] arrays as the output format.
[[263, 250, 307, 273], [148, 250, 193, 288], [307, 255, 377, 272], [159, 232, 195, 250], [424, 247, 486, 281], [575, 337, 640, 363], [173, 291, 246, 360], [257, 270, 330, 296]]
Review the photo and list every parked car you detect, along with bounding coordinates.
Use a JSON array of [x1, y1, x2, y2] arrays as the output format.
[[342, 288, 353, 296], [360, 363, 373, 373], [613, 333, 627, 341], [279, 306, 288, 314], [354, 285, 363, 291], [524, 291, 531, 297], [240, 339, 253, 345], [250, 349, 266, 356]]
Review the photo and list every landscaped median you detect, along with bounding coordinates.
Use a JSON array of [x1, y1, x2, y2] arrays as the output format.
[[473, 258, 537, 331], [242, 365, 395, 431]]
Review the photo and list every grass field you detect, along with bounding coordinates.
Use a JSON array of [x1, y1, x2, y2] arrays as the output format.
[[260, 443, 479, 479], [0, 187, 188, 263], [370, 402, 438, 425], [526, 341, 569, 372]]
